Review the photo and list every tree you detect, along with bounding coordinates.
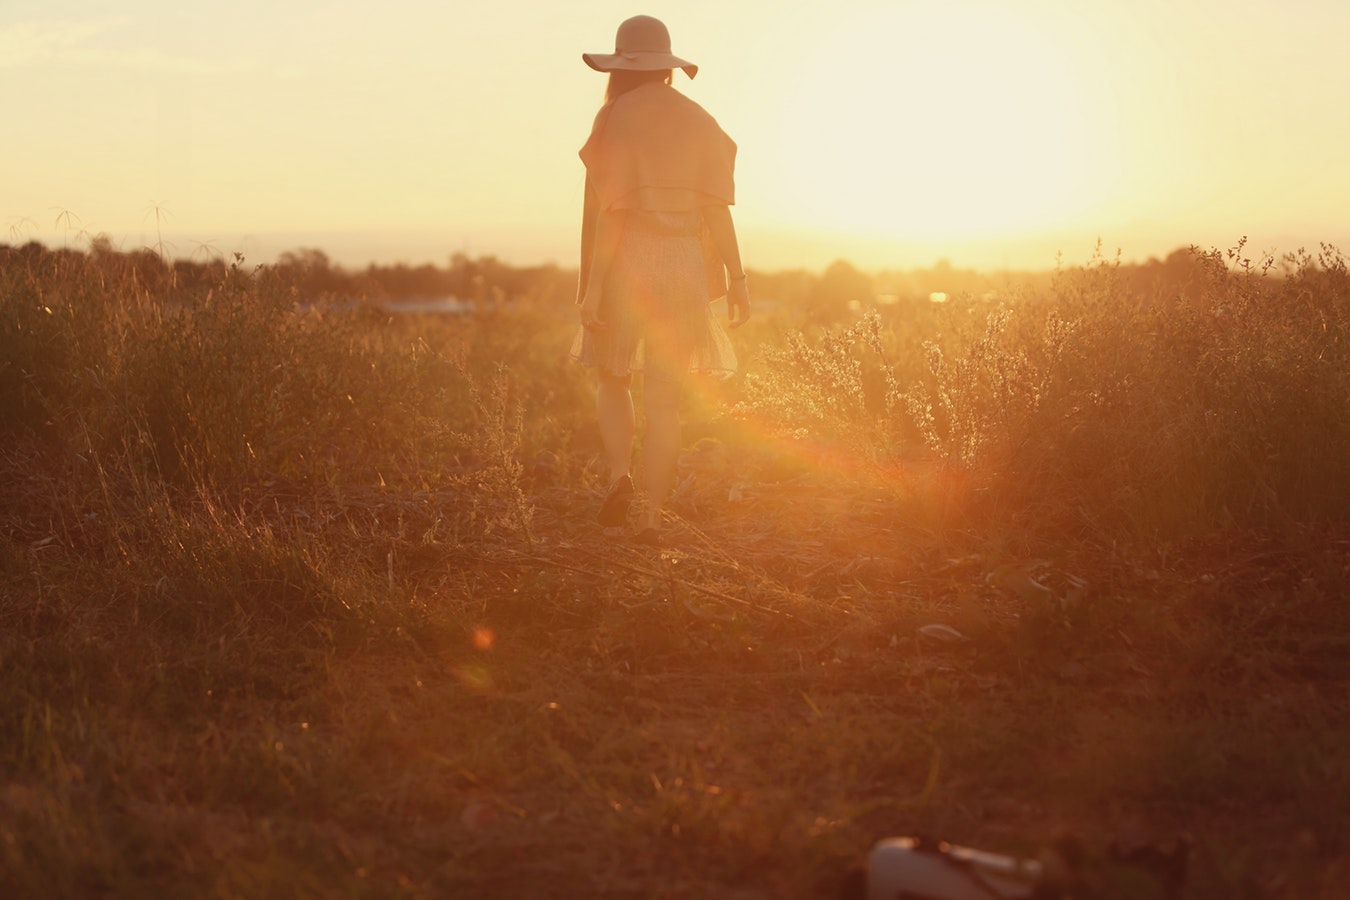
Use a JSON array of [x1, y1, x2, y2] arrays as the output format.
[[807, 259, 873, 324]]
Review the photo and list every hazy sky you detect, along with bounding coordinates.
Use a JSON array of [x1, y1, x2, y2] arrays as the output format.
[[4, 0, 1349, 271]]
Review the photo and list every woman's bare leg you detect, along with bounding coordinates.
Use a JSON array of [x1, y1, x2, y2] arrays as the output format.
[[596, 373, 635, 483], [641, 376, 681, 532]]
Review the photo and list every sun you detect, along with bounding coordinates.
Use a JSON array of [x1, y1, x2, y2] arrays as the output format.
[[758, 2, 1110, 242]]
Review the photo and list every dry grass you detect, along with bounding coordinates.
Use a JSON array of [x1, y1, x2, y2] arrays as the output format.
[[1, 239, 1348, 898]]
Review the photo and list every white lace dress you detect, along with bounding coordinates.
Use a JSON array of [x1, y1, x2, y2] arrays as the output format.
[[571, 209, 737, 381]]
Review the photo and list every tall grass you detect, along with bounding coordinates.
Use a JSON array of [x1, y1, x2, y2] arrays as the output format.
[[2, 237, 1348, 897], [738, 240, 1350, 541], [1, 241, 565, 893]]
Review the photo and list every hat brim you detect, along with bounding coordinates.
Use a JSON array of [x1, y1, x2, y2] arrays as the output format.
[[582, 52, 697, 79]]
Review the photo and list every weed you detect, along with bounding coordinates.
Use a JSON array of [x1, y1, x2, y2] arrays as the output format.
[[1, 237, 1347, 898]]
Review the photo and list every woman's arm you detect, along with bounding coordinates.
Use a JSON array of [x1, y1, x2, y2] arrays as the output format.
[[702, 204, 750, 328], [577, 178, 597, 306], [578, 202, 626, 332]]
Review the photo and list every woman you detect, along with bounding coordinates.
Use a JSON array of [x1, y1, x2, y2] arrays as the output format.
[[571, 14, 750, 545]]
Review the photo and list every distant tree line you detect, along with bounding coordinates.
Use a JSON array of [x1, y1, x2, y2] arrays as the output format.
[[2, 236, 1216, 322]]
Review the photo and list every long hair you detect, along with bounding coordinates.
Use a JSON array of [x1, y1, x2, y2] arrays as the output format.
[[604, 68, 673, 105]]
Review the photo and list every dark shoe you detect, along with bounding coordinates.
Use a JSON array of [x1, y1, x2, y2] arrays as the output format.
[[597, 474, 633, 526], [634, 527, 662, 547]]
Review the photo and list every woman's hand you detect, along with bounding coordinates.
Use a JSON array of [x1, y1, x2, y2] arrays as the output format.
[[702, 206, 749, 328], [727, 277, 750, 328], [579, 286, 608, 333]]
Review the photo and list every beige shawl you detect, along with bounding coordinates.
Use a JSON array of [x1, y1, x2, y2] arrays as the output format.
[[578, 82, 737, 302], [580, 82, 736, 211]]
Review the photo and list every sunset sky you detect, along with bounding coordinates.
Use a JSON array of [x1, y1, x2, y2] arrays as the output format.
[[4, 0, 1349, 273]]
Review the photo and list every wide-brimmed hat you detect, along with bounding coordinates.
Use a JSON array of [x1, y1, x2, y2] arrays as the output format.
[[582, 15, 698, 79]]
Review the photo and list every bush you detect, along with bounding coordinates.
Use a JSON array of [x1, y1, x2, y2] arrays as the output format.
[[737, 242, 1350, 541]]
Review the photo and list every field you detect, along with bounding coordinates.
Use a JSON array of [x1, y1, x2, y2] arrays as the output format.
[[2, 239, 1348, 898]]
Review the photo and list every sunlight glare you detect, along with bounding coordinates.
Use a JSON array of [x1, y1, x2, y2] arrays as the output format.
[[473, 626, 495, 651], [764, 2, 1106, 241]]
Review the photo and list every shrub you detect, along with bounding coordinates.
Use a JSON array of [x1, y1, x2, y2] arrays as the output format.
[[736, 243, 1350, 541]]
